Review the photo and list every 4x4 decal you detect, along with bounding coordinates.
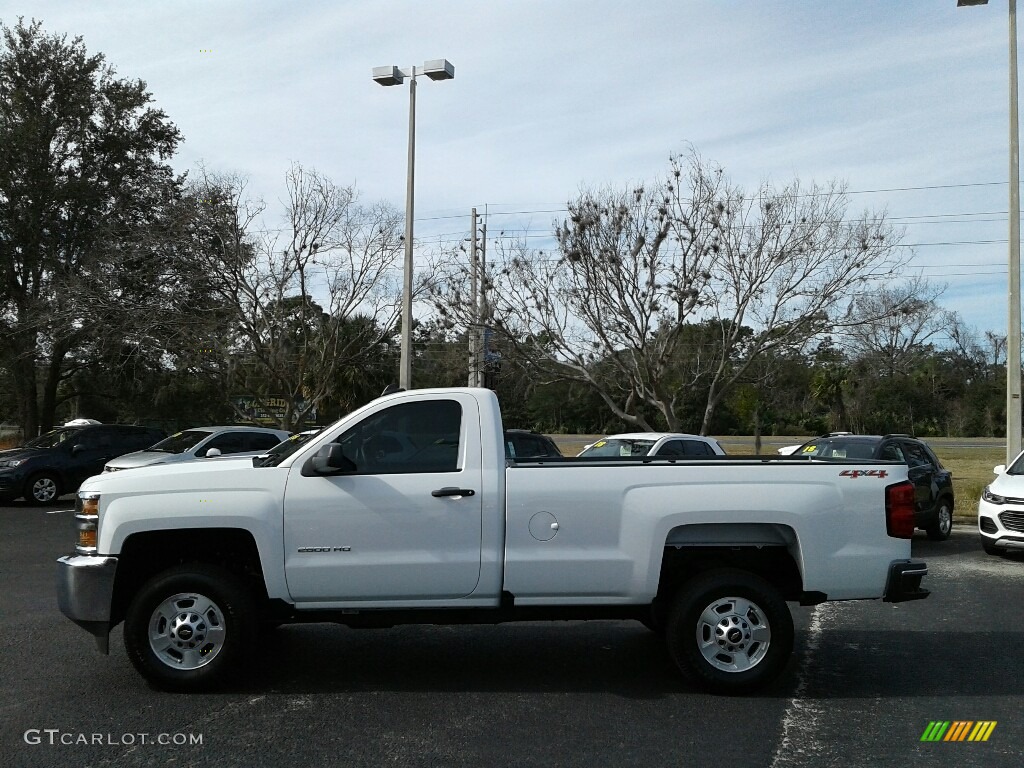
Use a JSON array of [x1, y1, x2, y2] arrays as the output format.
[[840, 469, 889, 479]]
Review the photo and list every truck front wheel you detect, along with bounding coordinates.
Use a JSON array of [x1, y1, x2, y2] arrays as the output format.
[[666, 568, 793, 695], [124, 564, 256, 692]]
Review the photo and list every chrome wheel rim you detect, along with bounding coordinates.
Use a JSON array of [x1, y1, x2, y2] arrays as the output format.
[[696, 596, 771, 673], [938, 505, 952, 536], [32, 477, 57, 502], [148, 592, 227, 670]]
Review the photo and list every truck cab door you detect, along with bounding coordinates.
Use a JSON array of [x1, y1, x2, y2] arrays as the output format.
[[283, 394, 483, 603]]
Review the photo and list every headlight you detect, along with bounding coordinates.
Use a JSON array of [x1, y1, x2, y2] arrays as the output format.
[[75, 492, 101, 554], [0, 458, 25, 468], [982, 485, 1006, 505]]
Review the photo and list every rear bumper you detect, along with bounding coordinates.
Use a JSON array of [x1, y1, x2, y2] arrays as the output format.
[[56, 554, 118, 653], [882, 559, 929, 603]]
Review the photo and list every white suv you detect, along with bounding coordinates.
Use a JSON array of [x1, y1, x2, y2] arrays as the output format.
[[978, 454, 1024, 556]]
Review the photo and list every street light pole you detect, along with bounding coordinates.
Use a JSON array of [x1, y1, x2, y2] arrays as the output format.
[[372, 59, 455, 390], [959, 0, 1022, 463], [400, 72, 417, 391]]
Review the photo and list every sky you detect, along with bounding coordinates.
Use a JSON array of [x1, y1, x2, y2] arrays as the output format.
[[4, 0, 1020, 339]]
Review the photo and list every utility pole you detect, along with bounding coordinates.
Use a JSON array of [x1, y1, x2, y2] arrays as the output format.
[[480, 216, 494, 389], [1010, 0, 1022, 464], [468, 208, 479, 387]]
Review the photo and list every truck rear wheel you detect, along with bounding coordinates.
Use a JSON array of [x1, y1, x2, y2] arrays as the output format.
[[124, 564, 256, 692], [666, 568, 793, 694]]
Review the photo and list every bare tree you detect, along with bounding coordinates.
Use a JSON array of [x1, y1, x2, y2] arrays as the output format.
[[430, 150, 916, 433], [430, 154, 729, 431], [838, 277, 950, 376], [193, 164, 404, 430]]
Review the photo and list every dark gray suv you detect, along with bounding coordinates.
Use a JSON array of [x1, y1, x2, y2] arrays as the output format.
[[0, 425, 165, 505], [796, 433, 954, 541]]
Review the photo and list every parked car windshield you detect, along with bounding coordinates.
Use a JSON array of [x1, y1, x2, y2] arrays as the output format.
[[148, 430, 212, 454], [1007, 452, 1024, 474], [23, 428, 80, 449], [579, 438, 656, 457]]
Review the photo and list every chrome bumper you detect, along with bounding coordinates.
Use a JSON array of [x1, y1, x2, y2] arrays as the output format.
[[56, 554, 118, 654], [882, 559, 929, 603]]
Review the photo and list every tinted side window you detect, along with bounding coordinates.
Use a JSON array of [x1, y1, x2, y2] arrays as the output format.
[[92, 428, 115, 448], [921, 444, 943, 469], [655, 441, 684, 457], [202, 432, 247, 455], [109, 427, 144, 449], [338, 400, 462, 474], [139, 429, 164, 448], [247, 433, 282, 451], [73, 427, 111, 448], [901, 442, 931, 468], [682, 440, 714, 456], [517, 436, 555, 457], [879, 442, 905, 462]]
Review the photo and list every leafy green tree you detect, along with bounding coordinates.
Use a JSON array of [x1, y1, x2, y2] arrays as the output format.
[[0, 18, 182, 434]]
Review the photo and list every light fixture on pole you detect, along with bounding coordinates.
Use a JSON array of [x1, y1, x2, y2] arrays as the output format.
[[958, 0, 1022, 463], [372, 58, 455, 390]]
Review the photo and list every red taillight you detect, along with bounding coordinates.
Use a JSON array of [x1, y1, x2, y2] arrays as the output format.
[[885, 481, 915, 538]]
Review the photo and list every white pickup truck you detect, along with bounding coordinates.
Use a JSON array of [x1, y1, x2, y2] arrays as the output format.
[[57, 388, 928, 694]]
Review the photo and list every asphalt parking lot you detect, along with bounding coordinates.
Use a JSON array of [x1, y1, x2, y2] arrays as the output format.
[[1, 503, 1021, 768]]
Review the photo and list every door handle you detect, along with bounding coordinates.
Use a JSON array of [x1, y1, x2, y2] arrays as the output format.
[[431, 487, 476, 497]]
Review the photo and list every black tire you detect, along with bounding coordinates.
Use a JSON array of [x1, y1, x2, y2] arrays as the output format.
[[926, 498, 954, 541], [666, 568, 793, 695], [124, 564, 256, 692], [24, 472, 61, 505]]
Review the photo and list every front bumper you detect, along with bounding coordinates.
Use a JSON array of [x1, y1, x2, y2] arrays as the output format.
[[0, 467, 28, 498], [882, 560, 929, 603], [56, 554, 118, 653], [978, 498, 1024, 551]]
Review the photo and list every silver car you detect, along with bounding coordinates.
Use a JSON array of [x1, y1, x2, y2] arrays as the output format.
[[103, 426, 291, 472]]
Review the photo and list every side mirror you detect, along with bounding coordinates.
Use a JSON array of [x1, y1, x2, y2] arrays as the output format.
[[994, 464, 1006, 475], [71, 444, 85, 455], [311, 444, 356, 474], [205, 447, 222, 458]]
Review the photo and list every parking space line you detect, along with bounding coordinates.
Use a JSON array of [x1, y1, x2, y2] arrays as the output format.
[[770, 602, 837, 768], [45, 508, 75, 514]]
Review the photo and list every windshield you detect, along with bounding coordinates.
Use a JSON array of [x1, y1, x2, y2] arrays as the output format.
[[148, 430, 212, 454], [1008, 453, 1024, 474], [257, 429, 323, 467], [579, 438, 656, 457], [23, 428, 81, 449]]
